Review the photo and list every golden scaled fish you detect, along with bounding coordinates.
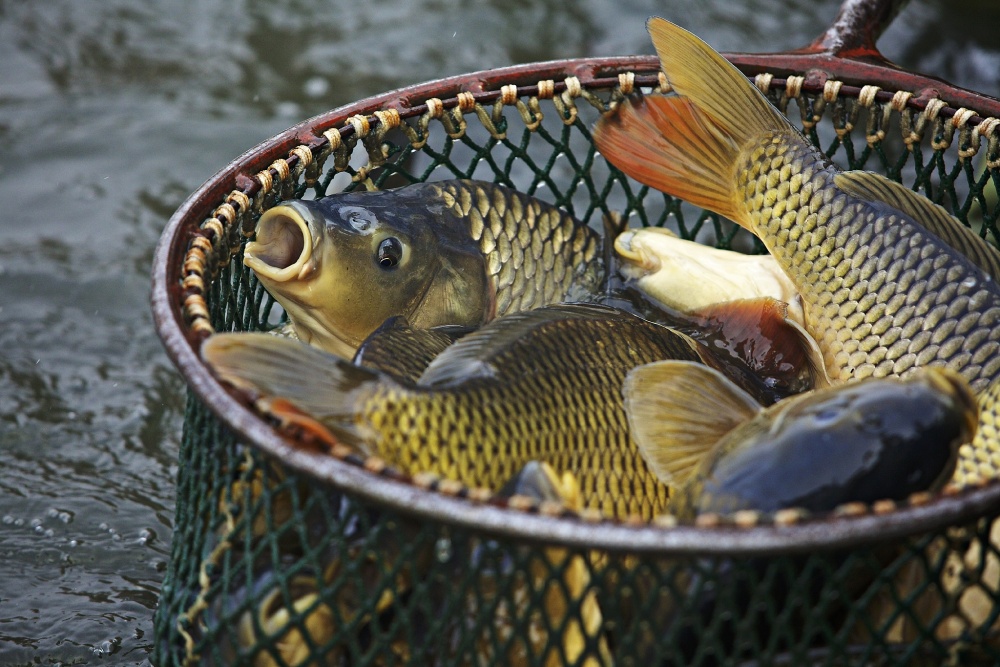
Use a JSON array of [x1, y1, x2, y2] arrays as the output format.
[[202, 303, 790, 520], [624, 361, 977, 522], [245, 179, 604, 359], [594, 18, 1000, 485]]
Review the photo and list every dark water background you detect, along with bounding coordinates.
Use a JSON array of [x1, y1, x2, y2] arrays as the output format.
[[0, 0, 996, 664]]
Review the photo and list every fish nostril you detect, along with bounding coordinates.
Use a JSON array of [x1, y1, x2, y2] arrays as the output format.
[[255, 212, 306, 269]]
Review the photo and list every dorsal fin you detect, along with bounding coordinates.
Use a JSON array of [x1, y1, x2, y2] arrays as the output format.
[[418, 303, 627, 387], [623, 360, 762, 486], [835, 171, 1000, 279]]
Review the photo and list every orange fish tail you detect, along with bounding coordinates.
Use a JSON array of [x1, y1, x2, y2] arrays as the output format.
[[593, 17, 794, 229]]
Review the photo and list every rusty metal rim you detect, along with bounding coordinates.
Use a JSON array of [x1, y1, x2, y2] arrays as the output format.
[[153, 53, 1000, 556]]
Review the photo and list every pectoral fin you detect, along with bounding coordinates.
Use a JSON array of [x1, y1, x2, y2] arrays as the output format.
[[623, 360, 761, 486], [202, 333, 385, 452]]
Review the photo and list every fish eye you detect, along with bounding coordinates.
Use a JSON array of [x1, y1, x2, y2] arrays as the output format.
[[340, 206, 376, 232], [376, 237, 403, 269]]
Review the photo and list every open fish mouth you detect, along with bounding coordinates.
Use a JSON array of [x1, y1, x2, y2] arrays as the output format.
[[614, 229, 662, 279], [244, 203, 315, 281]]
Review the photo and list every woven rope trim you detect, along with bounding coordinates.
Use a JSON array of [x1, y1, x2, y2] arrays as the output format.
[[177, 71, 1000, 526]]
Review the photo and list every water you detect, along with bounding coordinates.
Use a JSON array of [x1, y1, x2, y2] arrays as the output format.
[[0, 0, 995, 663]]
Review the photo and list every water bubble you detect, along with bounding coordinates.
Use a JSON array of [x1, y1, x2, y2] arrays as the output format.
[[13, 518, 24, 527], [44, 528, 54, 538], [30, 518, 42, 528], [303, 76, 329, 98], [2, 515, 13, 525], [47, 508, 59, 519], [69, 539, 79, 547], [67, 411, 77, 420], [276, 101, 301, 118], [34, 525, 45, 535], [58, 512, 72, 524], [112, 533, 122, 542], [99, 522, 109, 531]]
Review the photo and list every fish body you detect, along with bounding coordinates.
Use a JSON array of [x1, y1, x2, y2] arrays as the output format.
[[245, 180, 603, 359], [593, 18, 1000, 484], [203, 303, 789, 519]]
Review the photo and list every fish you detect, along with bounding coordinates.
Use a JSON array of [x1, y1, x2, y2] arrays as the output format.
[[202, 302, 793, 520], [592, 17, 1000, 486], [245, 179, 604, 359], [614, 226, 804, 326], [623, 361, 976, 521]]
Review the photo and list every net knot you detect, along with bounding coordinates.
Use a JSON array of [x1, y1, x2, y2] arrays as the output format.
[[784, 75, 804, 98], [373, 108, 401, 130], [500, 84, 518, 105], [425, 97, 444, 118], [268, 158, 291, 182], [923, 98, 947, 122], [657, 71, 670, 93], [347, 114, 370, 137], [822, 79, 842, 103], [322, 127, 343, 151], [536, 79, 555, 99], [617, 72, 635, 95], [226, 190, 251, 213], [255, 168, 273, 195], [563, 76, 582, 98], [456, 92, 476, 111], [754, 72, 773, 94], [890, 89, 913, 112], [858, 85, 880, 107]]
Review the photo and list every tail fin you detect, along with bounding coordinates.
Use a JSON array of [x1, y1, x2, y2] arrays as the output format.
[[593, 17, 790, 226], [202, 333, 386, 452]]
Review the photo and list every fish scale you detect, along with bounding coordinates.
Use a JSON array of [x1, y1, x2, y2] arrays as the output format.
[[435, 181, 603, 317], [739, 135, 1000, 395]]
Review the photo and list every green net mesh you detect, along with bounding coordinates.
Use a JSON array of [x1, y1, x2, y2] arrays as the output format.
[[153, 66, 1000, 666]]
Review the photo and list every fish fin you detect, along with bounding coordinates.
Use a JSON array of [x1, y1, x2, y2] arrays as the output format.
[[499, 461, 583, 511], [623, 360, 761, 485], [784, 314, 831, 388], [834, 171, 1000, 280], [201, 333, 384, 452], [418, 303, 625, 387], [593, 18, 790, 227]]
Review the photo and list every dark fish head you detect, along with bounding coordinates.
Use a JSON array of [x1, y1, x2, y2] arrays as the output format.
[[244, 190, 489, 358], [690, 368, 978, 517]]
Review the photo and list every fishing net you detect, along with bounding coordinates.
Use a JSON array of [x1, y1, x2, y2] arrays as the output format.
[[152, 22, 1000, 667]]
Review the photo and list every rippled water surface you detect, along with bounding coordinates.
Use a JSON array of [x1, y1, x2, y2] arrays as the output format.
[[0, 0, 996, 663]]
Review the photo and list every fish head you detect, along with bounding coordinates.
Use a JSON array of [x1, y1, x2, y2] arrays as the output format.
[[244, 192, 489, 358], [698, 368, 978, 516], [614, 227, 802, 323]]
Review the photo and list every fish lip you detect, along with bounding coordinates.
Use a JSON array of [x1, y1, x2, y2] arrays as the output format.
[[244, 202, 318, 282], [614, 229, 661, 278]]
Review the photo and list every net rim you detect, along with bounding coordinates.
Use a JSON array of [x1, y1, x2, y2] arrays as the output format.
[[152, 54, 1000, 556]]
